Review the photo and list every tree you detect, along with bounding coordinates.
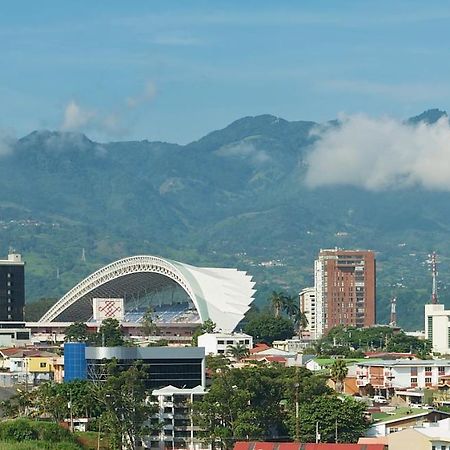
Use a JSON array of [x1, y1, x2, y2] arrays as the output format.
[[294, 396, 368, 443], [244, 313, 294, 344], [282, 295, 299, 320], [93, 362, 157, 450], [141, 307, 159, 337], [330, 359, 348, 393], [227, 343, 249, 362], [270, 291, 285, 318], [94, 318, 125, 347], [195, 364, 332, 448], [64, 321, 89, 342], [192, 319, 216, 346]]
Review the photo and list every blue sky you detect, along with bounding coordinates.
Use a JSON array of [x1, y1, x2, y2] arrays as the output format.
[[2, 1, 450, 143]]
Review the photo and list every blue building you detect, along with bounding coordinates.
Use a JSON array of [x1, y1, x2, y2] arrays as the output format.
[[63, 343, 205, 388]]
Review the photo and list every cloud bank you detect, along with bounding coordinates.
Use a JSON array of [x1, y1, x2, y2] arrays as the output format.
[[305, 114, 450, 191]]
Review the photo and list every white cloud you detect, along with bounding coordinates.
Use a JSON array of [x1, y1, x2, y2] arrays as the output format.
[[62, 100, 95, 131], [305, 114, 450, 191], [61, 100, 125, 138], [126, 81, 157, 108], [216, 141, 270, 165], [0, 131, 16, 156]]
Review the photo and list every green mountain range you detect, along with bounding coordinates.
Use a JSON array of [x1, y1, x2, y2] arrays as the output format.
[[2, 109, 450, 329]]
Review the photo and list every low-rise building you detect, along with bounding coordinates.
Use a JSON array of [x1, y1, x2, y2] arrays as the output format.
[[356, 359, 450, 394], [367, 409, 450, 437], [0, 347, 60, 384], [197, 332, 252, 356]]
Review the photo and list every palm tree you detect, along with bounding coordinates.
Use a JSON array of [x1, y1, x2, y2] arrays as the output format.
[[270, 291, 285, 318], [295, 310, 309, 339], [227, 343, 249, 362], [282, 295, 299, 320], [330, 359, 348, 393]]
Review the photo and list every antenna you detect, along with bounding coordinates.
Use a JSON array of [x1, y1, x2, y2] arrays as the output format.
[[390, 297, 397, 326], [431, 251, 438, 304]]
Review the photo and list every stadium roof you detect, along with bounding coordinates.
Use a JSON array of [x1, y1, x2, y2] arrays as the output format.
[[39, 255, 256, 331]]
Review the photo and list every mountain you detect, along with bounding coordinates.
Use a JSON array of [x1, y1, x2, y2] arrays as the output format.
[[2, 112, 450, 329]]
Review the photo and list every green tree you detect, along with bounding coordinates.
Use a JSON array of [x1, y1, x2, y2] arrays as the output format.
[[93, 362, 157, 450], [294, 396, 368, 443], [64, 321, 89, 342], [329, 360, 348, 393], [282, 295, 299, 320], [94, 318, 125, 347], [206, 354, 231, 377], [227, 343, 249, 362], [270, 291, 285, 318], [244, 313, 294, 344], [192, 319, 216, 346], [141, 307, 159, 337]]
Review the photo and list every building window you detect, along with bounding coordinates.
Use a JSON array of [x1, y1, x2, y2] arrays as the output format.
[[425, 367, 432, 372], [425, 377, 432, 384], [439, 366, 445, 375], [218, 350, 224, 354], [226, 341, 233, 345], [411, 367, 418, 376], [411, 377, 417, 383], [217, 340, 224, 344], [428, 316, 433, 340], [40, 362, 47, 368]]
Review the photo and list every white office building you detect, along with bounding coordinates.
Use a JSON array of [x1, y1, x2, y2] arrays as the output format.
[[197, 332, 253, 356], [425, 304, 450, 355]]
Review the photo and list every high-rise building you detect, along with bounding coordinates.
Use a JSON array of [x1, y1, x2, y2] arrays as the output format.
[[299, 287, 318, 339], [314, 248, 376, 336], [0, 253, 25, 321]]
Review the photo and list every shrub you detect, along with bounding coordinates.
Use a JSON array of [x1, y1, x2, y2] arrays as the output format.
[[36, 421, 75, 443], [0, 419, 38, 441]]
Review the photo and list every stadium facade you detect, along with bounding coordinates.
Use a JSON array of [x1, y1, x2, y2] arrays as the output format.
[[39, 255, 255, 332]]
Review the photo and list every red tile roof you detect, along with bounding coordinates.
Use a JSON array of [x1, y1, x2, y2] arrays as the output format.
[[250, 344, 271, 354], [233, 442, 386, 450]]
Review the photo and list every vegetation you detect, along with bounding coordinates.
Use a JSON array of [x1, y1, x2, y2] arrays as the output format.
[[244, 313, 294, 344], [329, 360, 349, 393], [11, 111, 450, 331], [192, 319, 216, 346], [226, 343, 249, 362], [0, 419, 81, 449], [316, 325, 431, 358], [194, 364, 367, 448]]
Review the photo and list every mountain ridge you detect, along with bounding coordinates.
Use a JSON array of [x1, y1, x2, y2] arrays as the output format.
[[1, 109, 449, 329]]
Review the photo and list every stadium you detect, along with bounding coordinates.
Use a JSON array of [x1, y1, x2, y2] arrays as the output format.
[[38, 255, 256, 336]]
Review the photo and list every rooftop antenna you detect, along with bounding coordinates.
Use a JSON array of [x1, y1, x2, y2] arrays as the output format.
[[81, 248, 86, 263], [390, 297, 397, 327], [431, 251, 438, 304]]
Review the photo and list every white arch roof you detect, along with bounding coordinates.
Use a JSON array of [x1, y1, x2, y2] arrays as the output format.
[[39, 255, 256, 332]]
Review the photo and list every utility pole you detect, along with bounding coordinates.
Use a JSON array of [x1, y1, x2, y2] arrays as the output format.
[[335, 418, 338, 443]]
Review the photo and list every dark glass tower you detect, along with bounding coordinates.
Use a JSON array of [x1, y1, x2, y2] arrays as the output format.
[[0, 254, 25, 321]]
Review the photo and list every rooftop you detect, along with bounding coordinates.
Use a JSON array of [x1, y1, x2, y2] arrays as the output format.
[[358, 359, 450, 367]]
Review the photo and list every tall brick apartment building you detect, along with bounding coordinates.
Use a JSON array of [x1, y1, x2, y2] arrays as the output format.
[[313, 248, 376, 336]]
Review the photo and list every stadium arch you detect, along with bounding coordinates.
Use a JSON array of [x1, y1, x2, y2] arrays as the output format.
[[39, 255, 256, 332]]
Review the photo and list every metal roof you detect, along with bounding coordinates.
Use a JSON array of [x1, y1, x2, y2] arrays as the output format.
[[39, 255, 256, 331]]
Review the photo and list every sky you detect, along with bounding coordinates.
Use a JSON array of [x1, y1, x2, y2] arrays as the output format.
[[2, 1, 450, 144]]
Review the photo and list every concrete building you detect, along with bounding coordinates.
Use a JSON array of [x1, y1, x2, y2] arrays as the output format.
[[64, 343, 206, 389], [299, 287, 317, 339], [0, 253, 25, 321], [314, 249, 376, 336], [388, 426, 450, 450], [148, 385, 206, 450], [425, 304, 450, 354], [367, 410, 450, 438], [197, 332, 252, 356], [356, 360, 450, 394]]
